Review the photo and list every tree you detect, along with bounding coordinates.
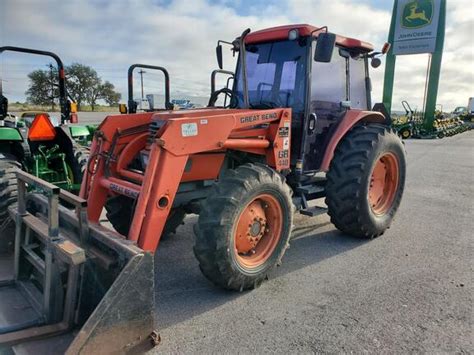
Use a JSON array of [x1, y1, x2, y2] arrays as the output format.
[[85, 80, 121, 111], [25, 68, 58, 106], [25, 63, 121, 111], [66, 63, 101, 111], [100, 81, 121, 106]]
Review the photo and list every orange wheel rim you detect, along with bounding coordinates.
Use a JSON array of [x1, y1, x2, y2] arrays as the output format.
[[234, 194, 283, 269], [369, 152, 399, 215]]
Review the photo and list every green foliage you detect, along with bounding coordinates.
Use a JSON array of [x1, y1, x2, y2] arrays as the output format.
[[25, 63, 121, 111], [100, 81, 121, 106], [25, 68, 59, 106]]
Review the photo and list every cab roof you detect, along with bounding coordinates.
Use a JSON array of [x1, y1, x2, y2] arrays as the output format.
[[245, 24, 374, 52]]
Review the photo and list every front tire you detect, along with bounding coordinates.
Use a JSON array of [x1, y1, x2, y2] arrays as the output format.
[[194, 163, 293, 291], [105, 195, 186, 238], [326, 124, 406, 239]]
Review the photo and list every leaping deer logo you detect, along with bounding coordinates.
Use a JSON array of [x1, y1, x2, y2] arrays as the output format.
[[402, 0, 433, 28], [406, 3, 429, 23]]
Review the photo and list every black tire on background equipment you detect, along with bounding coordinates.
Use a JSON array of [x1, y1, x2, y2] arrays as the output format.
[[105, 195, 186, 238], [71, 144, 90, 185], [400, 128, 411, 139], [194, 163, 293, 291], [325, 124, 406, 239], [0, 158, 21, 253]]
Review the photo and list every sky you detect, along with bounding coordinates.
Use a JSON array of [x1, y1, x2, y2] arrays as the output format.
[[0, 0, 473, 111]]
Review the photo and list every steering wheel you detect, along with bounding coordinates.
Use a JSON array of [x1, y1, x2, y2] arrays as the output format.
[[208, 88, 238, 108]]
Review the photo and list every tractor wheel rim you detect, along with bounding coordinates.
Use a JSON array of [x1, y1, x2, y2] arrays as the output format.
[[234, 194, 283, 269], [402, 130, 410, 138], [368, 152, 399, 215]]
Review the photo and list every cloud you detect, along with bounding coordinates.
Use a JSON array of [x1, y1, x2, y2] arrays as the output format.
[[1, 0, 472, 111]]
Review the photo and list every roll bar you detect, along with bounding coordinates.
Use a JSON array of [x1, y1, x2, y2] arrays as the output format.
[[127, 64, 171, 113], [0, 46, 71, 124], [210, 69, 234, 95]]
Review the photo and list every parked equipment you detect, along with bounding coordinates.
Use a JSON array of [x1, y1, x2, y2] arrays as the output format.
[[0, 25, 406, 353], [392, 100, 419, 139], [451, 97, 474, 122], [392, 100, 470, 139], [0, 47, 91, 236]]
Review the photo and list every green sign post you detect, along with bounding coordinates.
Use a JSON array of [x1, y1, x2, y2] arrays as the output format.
[[383, 0, 446, 131]]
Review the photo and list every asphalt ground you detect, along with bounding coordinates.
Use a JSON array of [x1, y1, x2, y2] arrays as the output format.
[[150, 131, 473, 353], [5, 112, 473, 353]]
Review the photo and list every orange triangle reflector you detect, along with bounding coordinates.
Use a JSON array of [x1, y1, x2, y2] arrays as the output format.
[[28, 114, 57, 141]]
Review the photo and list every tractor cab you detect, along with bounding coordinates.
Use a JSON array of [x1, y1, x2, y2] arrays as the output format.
[[214, 24, 390, 174]]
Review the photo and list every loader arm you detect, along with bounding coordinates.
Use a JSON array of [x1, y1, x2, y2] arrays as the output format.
[[81, 108, 291, 252]]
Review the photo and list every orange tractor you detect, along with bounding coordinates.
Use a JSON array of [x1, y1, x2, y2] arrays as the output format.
[[0, 24, 405, 353]]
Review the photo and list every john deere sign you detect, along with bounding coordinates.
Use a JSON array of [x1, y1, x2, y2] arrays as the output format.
[[393, 0, 440, 55], [383, 0, 446, 132]]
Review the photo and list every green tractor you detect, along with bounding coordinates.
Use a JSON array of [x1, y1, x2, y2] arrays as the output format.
[[0, 46, 90, 234], [392, 100, 445, 139], [392, 100, 418, 139]]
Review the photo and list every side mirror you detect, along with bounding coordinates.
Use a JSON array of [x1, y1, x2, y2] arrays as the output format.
[[371, 57, 382, 68], [314, 32, 336, 63], [216, 44, 223, 70]]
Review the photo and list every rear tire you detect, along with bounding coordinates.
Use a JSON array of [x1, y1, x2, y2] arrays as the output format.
[[194, 163, 293, 291], [0, 158, 21, 253], [71, 144, 89, 187], [325, 124, 406, 239], [105, 195, 186, 238]]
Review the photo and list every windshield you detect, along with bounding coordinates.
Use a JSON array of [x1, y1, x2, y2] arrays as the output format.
[[234, 39, 308, 113]]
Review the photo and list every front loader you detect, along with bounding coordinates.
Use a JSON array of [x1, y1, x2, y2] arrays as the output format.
[[0, 24, 406, 353]]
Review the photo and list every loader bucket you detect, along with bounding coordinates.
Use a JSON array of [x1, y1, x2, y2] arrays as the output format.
[[0, 171, 156, 354]]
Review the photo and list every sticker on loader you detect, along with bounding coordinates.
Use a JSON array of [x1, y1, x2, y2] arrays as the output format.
[[181, 122, 198, 137]]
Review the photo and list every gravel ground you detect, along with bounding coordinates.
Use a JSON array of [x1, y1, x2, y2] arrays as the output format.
[[151, 131, 473, 353]]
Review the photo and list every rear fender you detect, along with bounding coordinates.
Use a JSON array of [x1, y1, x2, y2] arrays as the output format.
[[69, 125, 91, 139], [319, 109, 386, 171], [0, 127, 23, 141]]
